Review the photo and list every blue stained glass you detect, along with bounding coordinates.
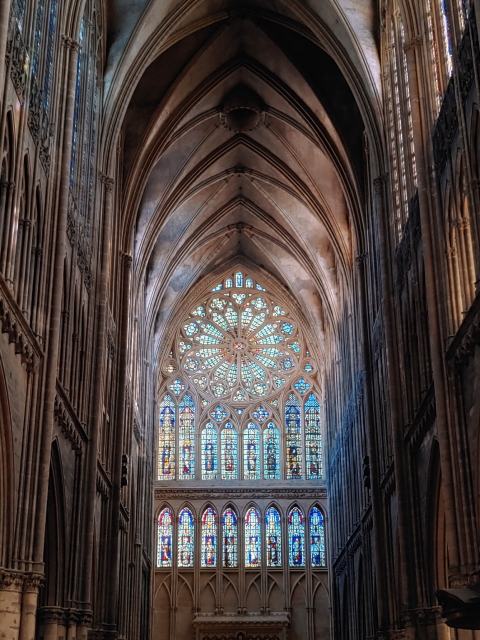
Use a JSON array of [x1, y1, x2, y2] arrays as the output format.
[[169, 379, 186, 395], [281, 323, 294, 335], [245, 507, 261, 567], [202, 422, 218, 479], [211, 406, 228, 423], [43, 0, 58, 108], [158, 395, 175, 480], [222, 508, 238, 567], [310, 507, 326, 567], [279, 357, 294, 372], [235, 272, 243, 287], [211, 284, 223, 291], [14, 0, 26, 30], [32, 0, 45, 77], [221, 423, 237, 479], [263, 422, 280, 479], [253, 406, 269, 423], [226, 278, 233, 288], [232, 293, 246, 304], [158, 508, 173, 567], [70, 18, 84, 187], [246, 278, 253, 288], [305, 394, 322, 480], [288, 508, 305, 567], [441, 0, 453, 76], [201, 508, 217, 567], [294, 378, 311, 394], [179, 395, 195, 480], [266, 508, 282, 567], [286, 394, 302, 479], [244, 422, 260, 480], [178, 508, 194, 567]]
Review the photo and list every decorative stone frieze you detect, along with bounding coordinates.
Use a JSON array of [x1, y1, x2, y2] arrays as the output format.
[[54, 388, 86, 451], [154, 487, 327, 500], [0, 278, 40, 371]]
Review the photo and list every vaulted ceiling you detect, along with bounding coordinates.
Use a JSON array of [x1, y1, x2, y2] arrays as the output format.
[[103, 0, 382, 363]]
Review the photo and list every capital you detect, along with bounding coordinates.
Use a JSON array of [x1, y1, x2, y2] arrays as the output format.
[[61, 36, 81, 52], [122, 252, 133, 270], [99, 173, 114, 192], [403, 35, 423, 53]]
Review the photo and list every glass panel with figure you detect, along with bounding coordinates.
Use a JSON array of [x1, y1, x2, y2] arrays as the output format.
[[178, 508, 194, 567], [202, 422, 218, 479], [157, 508, 173, 567], [310, 507, 326, 567], [222, 508, 238, 568], [263, 422, 280, 479], [244, 422, 260, 479], [179, 395, 195, 479], [266, 507, 282, 567], [305, 394, 322, 479], [201, 508, 217, 567], [286, 394, 302, 479], [221, 423, 238, 479], [158, 395, 175, 480], [245, 507, 261, 567], [288, 507, 305, 567]]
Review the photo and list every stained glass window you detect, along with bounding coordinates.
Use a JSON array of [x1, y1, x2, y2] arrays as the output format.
[[222, 508, 238, 567], [43, 0, 58, 108], [440, 0, 453, 77], [157, 508, 173, 567], [263, 423, 280, 480], [201, 508, 217, 567], [71, 18, 84, 187], [245, 507, 261, 567], [202, 422, 218, 479], [221, 423, 237, 479], [179, 395, 195, 480], [426, 0, 443, 110], [305, 394, 322, 479], [158, 395, 175, 480], [285, 394, 302, 479], [244, 422, 260, 480], [178, 508, 194, 567], [266, 508, 282, 567], [32, 0, 45, 77], [288, 508, 305, 567], [310, 507, 326, 567]]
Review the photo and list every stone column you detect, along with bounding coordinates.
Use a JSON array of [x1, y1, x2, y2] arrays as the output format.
[[18, 574, 43, 640], [32, 33, 80, 570], [0, 570, 24, 640], [404, 37, 461, 575]]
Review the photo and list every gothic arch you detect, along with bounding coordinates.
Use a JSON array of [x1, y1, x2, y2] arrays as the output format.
[[0, 353, 13, 568]]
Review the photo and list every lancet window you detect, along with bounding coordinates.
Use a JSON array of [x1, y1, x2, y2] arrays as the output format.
[[157, 270, 323, 482], [425, 0, 454, 111], [157, 504, 326, 569]]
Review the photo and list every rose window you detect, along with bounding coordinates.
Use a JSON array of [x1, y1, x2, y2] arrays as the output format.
[[178, 277, 300, 401]]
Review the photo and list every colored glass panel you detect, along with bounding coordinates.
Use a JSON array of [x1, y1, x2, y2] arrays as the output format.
[[305, 394, 322, 480], [157, 508, 173, 567], [222, 508, 238, 567], [179, 395, 195, 480], [294, 378, 310, 394], [244, 422, 260, 480], [221, 423, 237, 479], [201, 508, 217, 567], [245, 508, 261, 567], [246, 278, 253, 288], [158, 395, 175, 480], [253, 406, 269, 423], [43, 0, 57, 107], [286, 394, 302, 479], [178, 509, 194, 567], [211, 406, 228, 423], [235, 272, 243, 287], [288, 508, 305, 567], [263, 422, 280, 479], [169, 379, 186, 395], [202, 422, 218, 479], [310, 507, 326, 567], [266, 508, 282, 567]]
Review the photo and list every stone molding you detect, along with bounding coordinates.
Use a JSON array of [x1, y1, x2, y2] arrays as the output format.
[[446, 288, 480, 369], [0, 569, 44, 592], [55, 384, 87, 451], [154, 487, 327, 500]]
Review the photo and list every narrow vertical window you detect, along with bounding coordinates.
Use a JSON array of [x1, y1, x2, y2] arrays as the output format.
[[178, 508, 194, 567], [201, 508, 217, 568], [201, 422, 218, 479], [310, 507, 326, 567], [226, 278, 233, 288], [70, 18, 84, 187], [244, 422, 260, 479], [158, 395, 175, 480], [32, 0, 46, 77], [235, 272, 243, 287], [245, 507, 261, 567], [179, 395, 195, 479], [288, 507, 305, 567], [263, 422, 280, 479], [221, 422, 237, 479], [157, 508, 173, 568], [43, 0, 58, 108], [400, 24, 417, 188], [246, 278, 253, 288], [285, 394, 302, 479], [440, 0, 453, 77], [426, 0, 443, 110], [305, 394, 322, 479], [222, 508, 238, 568], [266, 507, 282, 567]]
